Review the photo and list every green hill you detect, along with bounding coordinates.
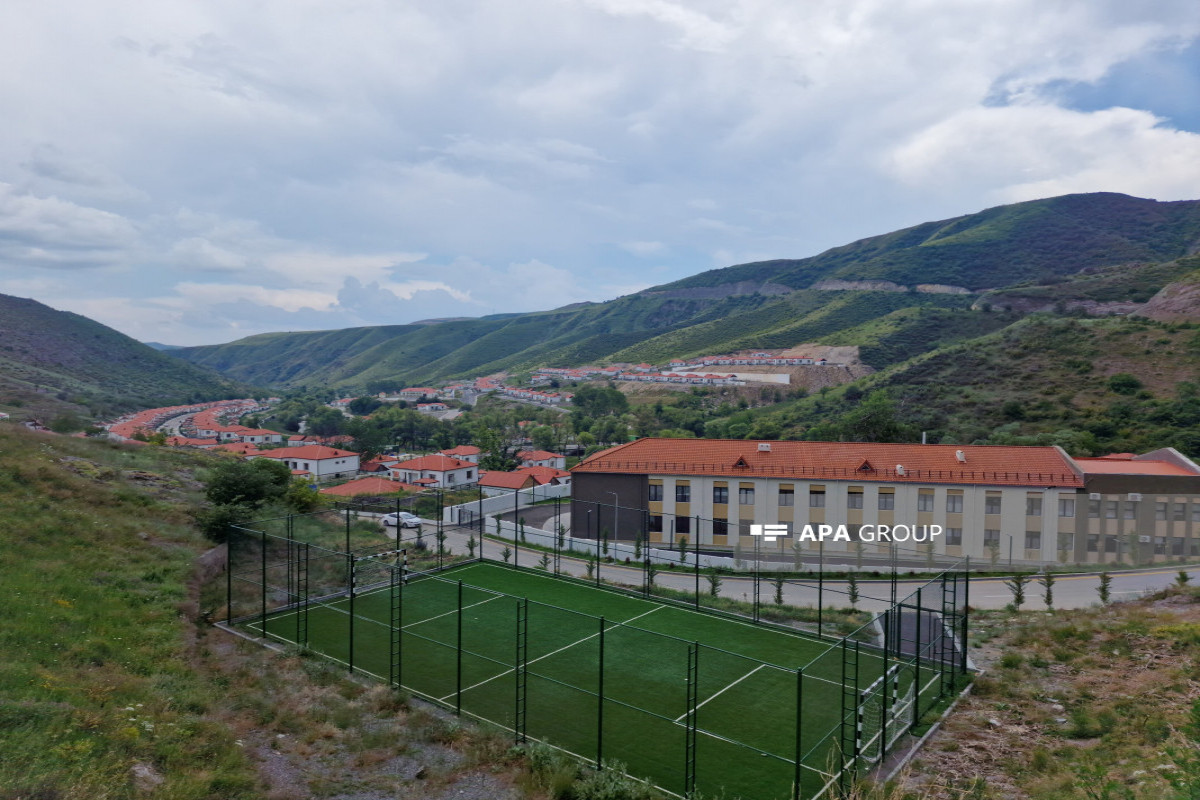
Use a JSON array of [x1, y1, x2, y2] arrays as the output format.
[[170, 192, 1200, 392], [0, 294, 252, 421]]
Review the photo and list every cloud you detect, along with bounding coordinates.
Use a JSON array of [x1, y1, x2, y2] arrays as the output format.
[[885, 104, 1200, 202], [0, 0, 1197, 345]]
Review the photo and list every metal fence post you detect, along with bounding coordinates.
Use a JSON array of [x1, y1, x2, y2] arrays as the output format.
[[793, 666, 804, 800], [597, 616, 605, 768], [456, 580, 464, 715]]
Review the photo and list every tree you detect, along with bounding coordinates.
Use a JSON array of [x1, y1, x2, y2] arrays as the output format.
[[706, 569, 723, 598], [1107, 373, 1143, 395], [1178, 570, 1192, 588], [1038, 571, 1055, 611], [1097, 571, 1112, 605], [633, 534, 643, 560], [1005, 573, 1030, 611], [305, 407, 346, 437], [791, 540, 803, 570], [847, 573, 860, 608], [204, 458, 292, 509], [771, 574, 785, 605], [645, 560, 659, 591], [838, 391, 915, 443], [501, 546, 512, 564], [537, 554, 550, 571], [283, 477, 323, 512], [348, 396, 383, 416], [467, 534, 477, 558], [677, 534, 689, 561]]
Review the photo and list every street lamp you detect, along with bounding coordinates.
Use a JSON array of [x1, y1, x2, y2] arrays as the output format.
[[607, 491, 620, 544]]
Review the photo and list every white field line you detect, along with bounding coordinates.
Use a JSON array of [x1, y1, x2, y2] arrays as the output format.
[[674, 663, 766, 723], [439, 605, 664, 702], [402, 594, 505, 629]]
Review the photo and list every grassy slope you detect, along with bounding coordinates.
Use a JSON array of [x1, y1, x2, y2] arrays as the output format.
[[904, 588, 1200, 799], [169, 193, 1200, 392], [0, 294, 250, 419], [661, 193, 1200, 292], [765, 314, 1200, 453], [0, 427, 595, 800]]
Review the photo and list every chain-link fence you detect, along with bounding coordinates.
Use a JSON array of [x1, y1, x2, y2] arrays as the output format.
[[224, 504, 970, 800]]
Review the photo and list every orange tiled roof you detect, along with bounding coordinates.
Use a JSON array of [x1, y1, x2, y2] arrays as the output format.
[[572, 438, 1084, 488], [391, 454, 474, 471], [319, 477, 409, 496], [259, 445, 358, 460], [517, 449, 563, 461], [1073, 458, 1196, 477], [478, 471, 538, 489], [515, 465, 570, 485], [441, 445, 481, 457]]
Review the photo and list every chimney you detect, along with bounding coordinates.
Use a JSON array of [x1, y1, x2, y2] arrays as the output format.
[[956, 449, 966, 463], [757, 442, 772, 452], [896, 464, 905, 476]]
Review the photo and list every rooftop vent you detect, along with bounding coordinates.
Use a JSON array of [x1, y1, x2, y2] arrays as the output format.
[[955, 449, 966, 463], [757, 442, 772, 452], [896, 464, 906, 476]]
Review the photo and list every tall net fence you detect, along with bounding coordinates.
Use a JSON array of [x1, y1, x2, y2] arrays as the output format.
[[224, 508, 970, 800]]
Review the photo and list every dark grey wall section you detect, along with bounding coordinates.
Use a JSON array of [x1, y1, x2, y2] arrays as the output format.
[[570, 472, 648, 540]]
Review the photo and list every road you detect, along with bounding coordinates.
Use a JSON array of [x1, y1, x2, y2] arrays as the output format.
[[387, 520, 1200, 613]]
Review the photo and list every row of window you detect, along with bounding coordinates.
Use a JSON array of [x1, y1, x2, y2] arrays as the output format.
[[1088, 500, 1200, 521], [650, 485, 1073, 516]]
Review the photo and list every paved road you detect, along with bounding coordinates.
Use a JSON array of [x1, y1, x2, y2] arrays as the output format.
[[388, 519, 1200, 613]]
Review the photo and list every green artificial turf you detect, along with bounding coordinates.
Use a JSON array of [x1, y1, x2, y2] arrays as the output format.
[[248, 562, 923, 799]]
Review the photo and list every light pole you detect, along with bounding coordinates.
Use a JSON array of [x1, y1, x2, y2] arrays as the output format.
[[607, 491, 619, 545], [1007, 534, 1014, 567]]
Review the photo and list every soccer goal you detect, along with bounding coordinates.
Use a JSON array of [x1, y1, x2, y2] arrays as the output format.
[[857, 662, 915, 766]]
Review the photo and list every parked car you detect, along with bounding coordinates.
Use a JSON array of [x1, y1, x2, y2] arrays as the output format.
[[381, 511, 422, 529]]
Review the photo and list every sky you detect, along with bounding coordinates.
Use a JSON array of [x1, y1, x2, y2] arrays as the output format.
[[2, 1, 1199, 346]]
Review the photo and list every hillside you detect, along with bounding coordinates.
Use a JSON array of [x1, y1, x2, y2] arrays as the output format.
[[0, 294, 252, 422], [172, 193, 1200, 392]]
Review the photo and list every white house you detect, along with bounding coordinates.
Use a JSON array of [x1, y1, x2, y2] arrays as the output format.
[[389, 454, 478, 488], [255, 445, 360, 481], [516, 450, 567, 470]]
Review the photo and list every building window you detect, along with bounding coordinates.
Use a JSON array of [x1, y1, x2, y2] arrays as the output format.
[[739, 487, 755, 505], [946, 527, 962, 546], [1105, 536, 1118, 553], [1192, 505, 1200, 522], [1026, 495, 1042, 517], [984, 529, 1000, 548], [1025, 531, 1041, 550], [1105, 500, 1118, 519], [1156, 502, 1168, 521], [676, 485, 690, 503], [648, 515, 663, 533], [1086, 534, 1099, 553], [1155, 537, 1167, 555], [1057, 533, 1074, 555], [1124, 502, 1136, 520], [878, 492, 894, 510], [779, 489, 794, 507], [1058, 498, 1075, 518], [648, 484, 662, 502], [946, 494, 963, 514], [985, 496, 1002, 515], [713, 518, 728, 537], [675, 517, 691, 535], [809, 490, 825, 508], [1173, 537, 1186, 556], [466, 470, 473, 479], [917, 492, 934, 512], [713, 486, 728, 504], [848, 491, 863, 509], [1175, 503, 1187, 522]]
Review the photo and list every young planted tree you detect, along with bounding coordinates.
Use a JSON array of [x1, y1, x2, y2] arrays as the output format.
[[537, 554, 550, 571], [556, 523, 566, 549], [677, 534, 689, 562], [1097, 571, 1113, 605], [1005, 573, 1030, 611], [1178, 570, 1192, 588], [585, 555, 597, 579], [847, 573, 860, 609], [706, 568, 722, 598], [987, 542, 1001, 568], [519, 516, 527, 543], [791, 540, 803, 570], [633, 534, 643, 561], [771, 574, 785, 605], [645, 561, 659, 591], [467, 534, 477, 558], [1038, 570, 1056, 611], [501, 546, 512, 564]]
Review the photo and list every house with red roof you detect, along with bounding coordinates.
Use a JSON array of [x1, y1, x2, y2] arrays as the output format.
[[440, 445, 481, 463], [255, 445, 360, 481], [478, 471, 538, 492], [515, 465, 571, 486], [516, 449, 566, 470], [389, 454, 477, 488], [319, 476, 421, 497]]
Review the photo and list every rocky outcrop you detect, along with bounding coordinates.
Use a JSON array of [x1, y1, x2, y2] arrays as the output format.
[[915, 283, 972, 295], [647, 281, 793, 300], [811, 280, 973, 294], [1135, 271, 1200, 322]]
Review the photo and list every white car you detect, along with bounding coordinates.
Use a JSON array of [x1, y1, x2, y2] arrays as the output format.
[[381, 512, 422, 529]]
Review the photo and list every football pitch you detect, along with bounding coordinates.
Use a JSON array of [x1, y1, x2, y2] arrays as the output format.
[[247, 561, 907, 799]]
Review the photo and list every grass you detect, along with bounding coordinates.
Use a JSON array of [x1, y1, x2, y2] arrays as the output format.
[[242, 560, 956, 799]]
